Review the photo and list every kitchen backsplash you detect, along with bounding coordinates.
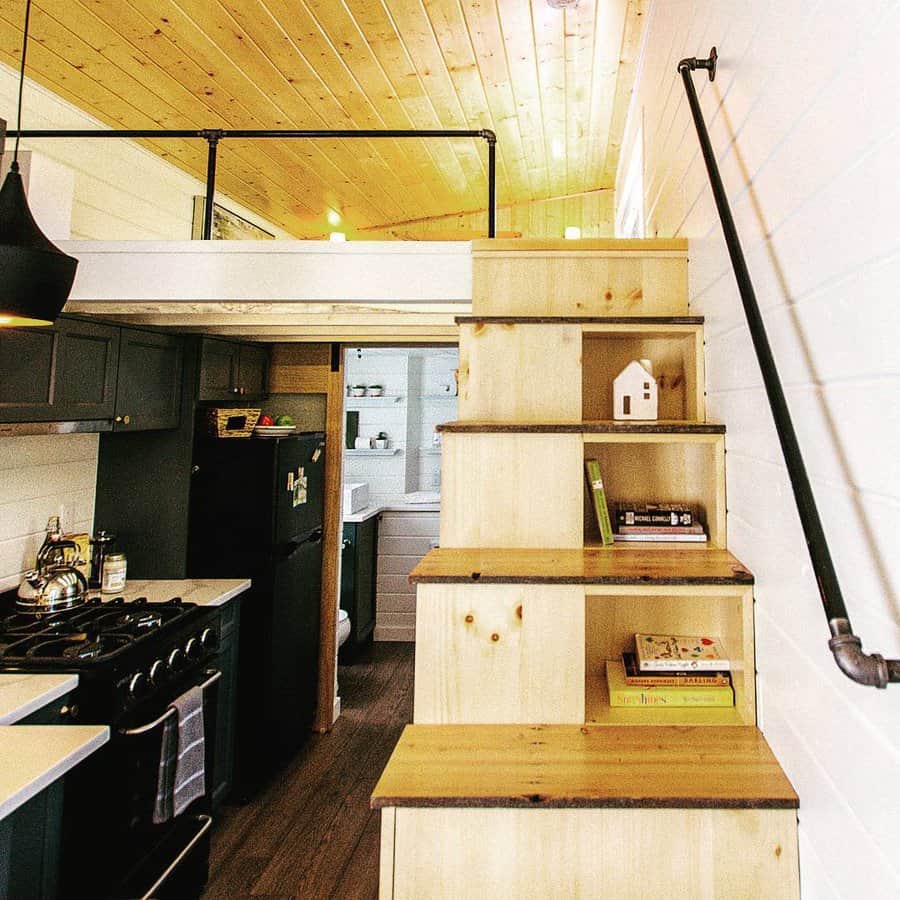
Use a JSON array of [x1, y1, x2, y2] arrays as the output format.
[[0, 434, 98, 591]]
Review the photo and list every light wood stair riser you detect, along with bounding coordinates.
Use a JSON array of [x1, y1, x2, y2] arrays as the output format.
[[472, 239, 690, 317], [382, 808, 799, 900], [458, 320, 705, 423], [440, 430, 727, 549]]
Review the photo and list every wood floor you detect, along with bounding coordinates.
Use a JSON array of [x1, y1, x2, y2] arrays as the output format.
[[203, 642, 414, 900]]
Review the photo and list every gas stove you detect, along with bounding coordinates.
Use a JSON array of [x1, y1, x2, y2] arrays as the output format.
[[0, 593, 219, 719], [0, 592, 222, 898]]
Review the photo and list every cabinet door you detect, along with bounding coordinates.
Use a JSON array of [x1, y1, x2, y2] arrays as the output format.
[[198, 338, 239, 403], [237, 343, 269, 398], [211, 606, 240, 810], [0, 325, 59, 421], [0, 318, 118, 423], [354, 516, 378, 642], [53, 319, 120, 421], [114, 329, 184, 431]]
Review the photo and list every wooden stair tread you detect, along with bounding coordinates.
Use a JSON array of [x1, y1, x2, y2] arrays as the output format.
[[410, 547, 752, 585], [372, 725, 797, 810], [456, 315, 704, 325], [438, 420, 725, 435], [472, 238, 689, 253]]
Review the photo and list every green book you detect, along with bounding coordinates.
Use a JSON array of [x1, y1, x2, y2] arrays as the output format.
[[584, 458, 614, 545]]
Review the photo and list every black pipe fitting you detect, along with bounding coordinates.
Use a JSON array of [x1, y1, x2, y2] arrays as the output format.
[[828, 619, 891, 688]]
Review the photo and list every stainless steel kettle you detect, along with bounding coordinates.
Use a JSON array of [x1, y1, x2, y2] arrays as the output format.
[[17, 538, 88, 614]]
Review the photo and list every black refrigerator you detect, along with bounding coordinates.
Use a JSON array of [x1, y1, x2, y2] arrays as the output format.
[[187, 432, 325, 794]]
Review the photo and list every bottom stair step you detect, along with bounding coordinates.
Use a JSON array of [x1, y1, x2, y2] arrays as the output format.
[[372, 724, 798, 809], [374, 725, 800, 900]]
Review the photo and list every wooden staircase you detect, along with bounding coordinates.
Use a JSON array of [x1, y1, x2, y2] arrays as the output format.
[[372, 239, 800, 899]]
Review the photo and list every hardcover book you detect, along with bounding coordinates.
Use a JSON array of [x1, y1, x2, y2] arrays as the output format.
[[634, 633, 731, 671], [621, 653, 731, 687], [584, 458, 614, 546], [615, 503, 694, 527], [613, 533, 708, 543], [605, 660, 734, 707]]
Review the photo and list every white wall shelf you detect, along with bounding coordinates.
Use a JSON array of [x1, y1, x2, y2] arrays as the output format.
[[417, 448, 443, 456], [346, 395, 405, 407], [345, 448, 402, 456], [421, 394, 458, 400]]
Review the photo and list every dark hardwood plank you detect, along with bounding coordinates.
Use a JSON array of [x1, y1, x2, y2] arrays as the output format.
[[204, 642, 414, 900]]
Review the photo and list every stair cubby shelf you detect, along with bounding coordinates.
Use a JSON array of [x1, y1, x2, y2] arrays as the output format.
[[583, 431, 726, 549], [584, 585, 755, 727], [582, 323, 704, 421]]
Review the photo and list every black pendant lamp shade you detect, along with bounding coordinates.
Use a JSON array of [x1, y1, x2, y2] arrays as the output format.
[[0, 161, 78, 327]]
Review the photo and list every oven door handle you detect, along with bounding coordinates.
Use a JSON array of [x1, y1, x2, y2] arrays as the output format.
[[139, 813, 213, 900], [119, 669, 222, 736]]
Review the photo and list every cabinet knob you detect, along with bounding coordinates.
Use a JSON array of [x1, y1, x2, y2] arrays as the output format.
[[342, 539, 352, 550], [232, 387, 240, 394], [114, 415, 131, 425]]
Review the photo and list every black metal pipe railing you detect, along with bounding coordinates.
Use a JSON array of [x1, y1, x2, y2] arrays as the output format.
[[6, 127, 498, 240], [679, 48, 900, 687]]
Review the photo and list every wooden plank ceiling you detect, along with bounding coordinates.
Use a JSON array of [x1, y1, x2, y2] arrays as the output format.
[[0, 0, 646, 240]]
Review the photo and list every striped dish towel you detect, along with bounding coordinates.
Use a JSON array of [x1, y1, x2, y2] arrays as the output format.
[[153, 685, 206, 823]]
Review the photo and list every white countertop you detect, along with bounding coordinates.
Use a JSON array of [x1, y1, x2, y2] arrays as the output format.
[[0, 725, 109, 820], [86, 578, 252, 608], [344, 492, 441, 523], [0, 674, 79, 726]]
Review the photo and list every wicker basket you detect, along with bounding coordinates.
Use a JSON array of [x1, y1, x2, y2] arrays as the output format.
[[206, 407, 261, 438]]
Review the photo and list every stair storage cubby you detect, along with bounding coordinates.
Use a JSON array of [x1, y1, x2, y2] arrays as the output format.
[[582, 321, 705, 421], [583, 430, 726, 548], [584, 585, 755, 726]]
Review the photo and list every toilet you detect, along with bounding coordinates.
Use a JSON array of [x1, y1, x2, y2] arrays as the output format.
[[337, 608, 351, 648]]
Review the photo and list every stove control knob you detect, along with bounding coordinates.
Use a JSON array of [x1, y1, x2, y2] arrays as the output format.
[[168, 647, 186, 672], [128, 672, 150, 700], [185, 637, 202, 661], [200, 627, 218, 652], [149, 659, 167, 685]]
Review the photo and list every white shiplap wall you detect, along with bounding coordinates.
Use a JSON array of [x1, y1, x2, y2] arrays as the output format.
[[0, 63, 291, 241], [620, 3, 900, 898], [375, 511, 440, 642], [0, 435, 99, 592]]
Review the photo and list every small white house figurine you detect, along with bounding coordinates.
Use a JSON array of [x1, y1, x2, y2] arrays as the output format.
[[613, 358, 658, 420]]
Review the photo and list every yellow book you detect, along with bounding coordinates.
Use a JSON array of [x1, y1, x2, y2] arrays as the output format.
[[605, 659, 734, 707]]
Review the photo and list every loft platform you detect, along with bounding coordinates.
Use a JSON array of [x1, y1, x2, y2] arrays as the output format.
[[409, 547, 753, 586]]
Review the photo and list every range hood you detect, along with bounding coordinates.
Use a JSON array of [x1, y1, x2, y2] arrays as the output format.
[[0, 420, 113, 437]]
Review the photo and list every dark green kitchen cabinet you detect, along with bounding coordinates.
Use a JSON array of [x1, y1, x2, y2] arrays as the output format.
[[113, 329, 184, 431], [0, 318, 119, 423], [1, 692, 76, 900], [198, 338, 269, 403], [211, 597, 241, 809], [340, 517, 378, 659]]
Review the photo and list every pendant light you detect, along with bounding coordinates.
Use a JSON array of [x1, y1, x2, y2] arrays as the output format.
[[0, 0, 77, 327]]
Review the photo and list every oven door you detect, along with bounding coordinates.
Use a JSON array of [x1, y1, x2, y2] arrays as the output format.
[[59, 668, 221, 900]]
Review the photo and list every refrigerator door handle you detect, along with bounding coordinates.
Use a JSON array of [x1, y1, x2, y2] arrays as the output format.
[[279, 528, 324, 561]]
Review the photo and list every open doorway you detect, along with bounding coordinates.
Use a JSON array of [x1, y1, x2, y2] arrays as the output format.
[[337, 345, 459, 690]]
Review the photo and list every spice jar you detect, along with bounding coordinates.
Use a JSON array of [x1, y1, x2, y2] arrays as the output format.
[[101, 552, 128, 595]]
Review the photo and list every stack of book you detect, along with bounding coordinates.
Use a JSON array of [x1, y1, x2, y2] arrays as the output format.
[[613, 502, 707, 542], [605, 633, 734, 707]]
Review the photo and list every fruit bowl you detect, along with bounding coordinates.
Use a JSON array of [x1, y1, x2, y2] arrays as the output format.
[[253, 425, 297, 438]]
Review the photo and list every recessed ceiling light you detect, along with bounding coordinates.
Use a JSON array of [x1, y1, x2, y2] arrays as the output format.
[[327, 209, 342, 227], [546, 0, 579, 8], [329, 231, 347, 242], [564, 226, 581, 240]]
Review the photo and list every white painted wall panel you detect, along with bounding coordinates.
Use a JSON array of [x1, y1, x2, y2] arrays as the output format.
[[623, 2, 900, 895], [0, 435, 99, 592], [0, 64, 289, 241]]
